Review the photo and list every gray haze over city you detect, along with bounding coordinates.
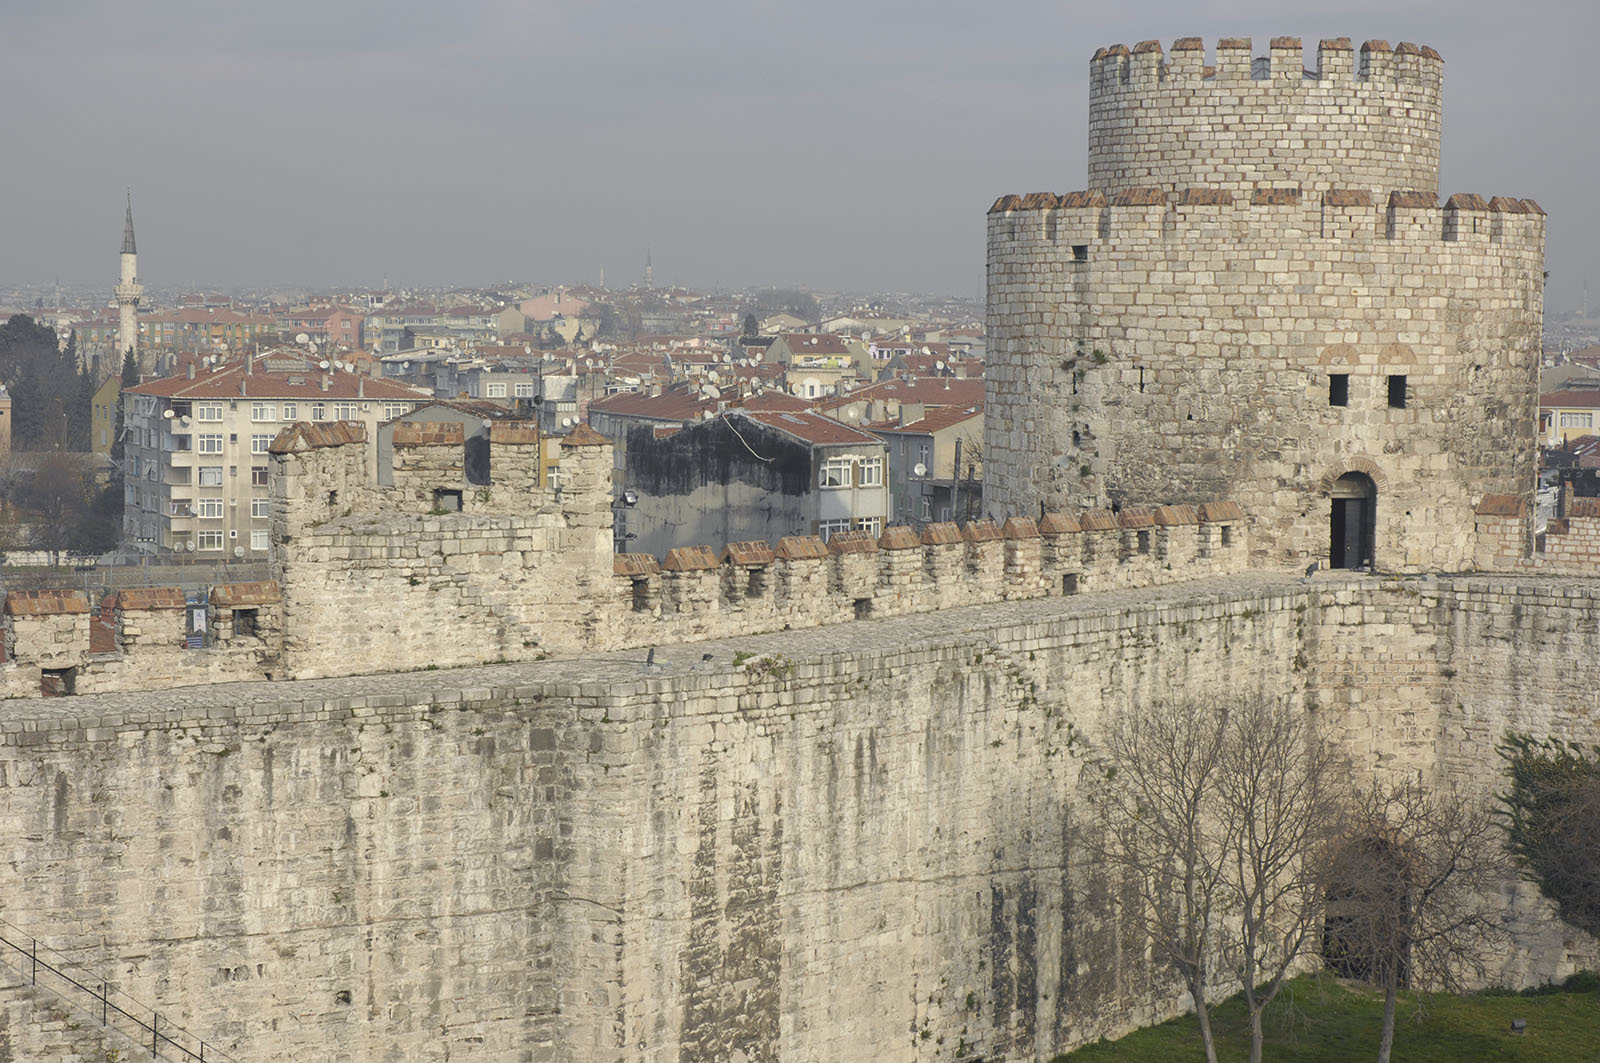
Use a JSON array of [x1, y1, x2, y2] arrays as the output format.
[[3, 0, 1594, 312]]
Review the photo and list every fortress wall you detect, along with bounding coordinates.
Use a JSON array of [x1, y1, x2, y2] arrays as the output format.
[[985, 193, 1544, 571], [0, 576, 1594, 1061], [0, 675, 597, 1063], [1088, 38, 1442, 195]]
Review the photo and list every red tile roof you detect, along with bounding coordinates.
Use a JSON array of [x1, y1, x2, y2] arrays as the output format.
[[867, 403, 983, 435], [128, 358, 427, 401], [818, 377, 984, 411], [739, 410, 884, 447]]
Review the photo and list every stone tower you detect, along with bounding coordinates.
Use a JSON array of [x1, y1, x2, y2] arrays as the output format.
[[984, 37, 1545, 573], [115, 192, 143, 365]]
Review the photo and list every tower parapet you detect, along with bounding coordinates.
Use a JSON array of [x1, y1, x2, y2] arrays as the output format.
[[1088, 37, 1443, 196]]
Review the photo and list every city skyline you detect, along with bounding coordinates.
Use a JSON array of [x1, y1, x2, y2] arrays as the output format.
[[3, 0, 1594, 312]]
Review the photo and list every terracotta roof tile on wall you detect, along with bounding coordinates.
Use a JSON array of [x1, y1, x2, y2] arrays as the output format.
[[1018, 192, 1059, 210], [663, 545, 719, 571], [1078, 509, 1121, 532], [1177, 188, 1234, 206], [1474, 494, 1526, 517], [1389, 191, 1438, 209], [1445, 193, 1490, 211], [1570, 498, 1600, 519], [1038, 512, 1081, 534], [116, 588, 186, 611], [559, 423, 610, 447], [1133, 40, 1162, 54], [1361, 40, 1392, 53], [827, 530, 879, 555], [1324, 189, 1373, 207], [1110, 188, 1166, 207], [614, 554, 660, 577], [722, 541, 776, 566], [5, 589, 91, 616], [920, 522, 963, 546], [1320, 37, 1353, 50], [268, 421, 366, 454], [490, 423, 540, 445], [209, 581, 282, 607], [879, 526, 922, 551], [1118, 508, 1157, 529], [776, 535, 828, 560], [1197, 501, 1246, 522], [1057, 190, 1107, 209], [1153, 504, 1200, 526], [1252, 188, 1302, 205], [962, 519, 1003, 543], [392, 421, 464, 446], [989, 195, 1023, 214], [1002, 517, 1039, 540], [1171, 37, 1203, 51], [1270, 36, 1302, 49]]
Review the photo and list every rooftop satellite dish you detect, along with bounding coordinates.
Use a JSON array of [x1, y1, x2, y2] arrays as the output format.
[[707, 370, 719, 383], [233, 546, 245, 558], [319, 360, 330, 369], [334, 360, 346, 370], [295, 332, 311, 345], [846, 409, 859, 421], [561, 416, 574, 428], [921, 346, 931, 355], [913, 462, 928, 477], [701, 384, 719, 400], [163, 409, 175, 419], [936, 360, 946, 371], [402, 361, 411, 370]]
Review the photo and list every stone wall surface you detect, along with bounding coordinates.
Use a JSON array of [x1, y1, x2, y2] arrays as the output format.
[[0, 573, 1595, 1061]]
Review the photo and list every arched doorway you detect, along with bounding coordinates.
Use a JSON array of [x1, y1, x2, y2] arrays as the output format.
[[1330, 473, 1376, 570]]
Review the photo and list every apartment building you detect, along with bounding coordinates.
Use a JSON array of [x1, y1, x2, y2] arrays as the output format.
[[121, 354, 429, 556]]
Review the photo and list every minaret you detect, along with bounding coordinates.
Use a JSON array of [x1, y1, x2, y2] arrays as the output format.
[[115, 192, 143, 364], [643, 248, 653, 291]]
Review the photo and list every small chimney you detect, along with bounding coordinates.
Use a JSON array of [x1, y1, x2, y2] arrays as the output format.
[[358, 377, 365, 398], [321, 373, 330, 392], [187, 363, 196, 380]]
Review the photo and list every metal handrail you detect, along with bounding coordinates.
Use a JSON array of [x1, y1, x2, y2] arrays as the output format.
[[0, 917, 243, 1061]]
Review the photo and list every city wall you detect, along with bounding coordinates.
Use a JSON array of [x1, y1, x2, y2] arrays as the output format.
[[0, 573, 1594, 1062]]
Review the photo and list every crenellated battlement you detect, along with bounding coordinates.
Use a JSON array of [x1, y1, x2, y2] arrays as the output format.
[[1090, 36, 1441, 90], [1087, 35, 1443, 196], [986, 187, 1545, 259], [0, 420, 1255, 697]]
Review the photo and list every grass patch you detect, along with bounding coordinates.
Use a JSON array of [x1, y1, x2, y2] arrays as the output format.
[[1054, 973, 1600, 1063]]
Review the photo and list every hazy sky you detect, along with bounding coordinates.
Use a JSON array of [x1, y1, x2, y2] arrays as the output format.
[[3, 0, 1594, 311]]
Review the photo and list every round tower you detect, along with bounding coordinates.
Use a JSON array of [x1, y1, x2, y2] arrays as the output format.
[[115, 192, 143, 364], [984, 37, 1544, 573]]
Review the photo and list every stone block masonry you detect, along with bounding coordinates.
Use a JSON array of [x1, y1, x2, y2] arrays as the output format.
[[0, 572, 1593, 1061], [986, 36, 1545, 575]]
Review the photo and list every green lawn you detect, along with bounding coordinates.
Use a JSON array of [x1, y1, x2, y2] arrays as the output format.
[[1055, 974, 1600, 1063]]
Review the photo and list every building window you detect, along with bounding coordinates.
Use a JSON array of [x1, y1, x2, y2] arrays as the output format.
[[198, 466, 223, 486], [251, 402, 276, 421], [197, 434, 224, 454], [251, 434, 274, 454], [196, 402, 223, 422], [333, 402, 358, 420], [819, 518, 851, 541], [514, 383, 535, 398], [310, 402, 326, 421], [917, 443, 931, 471], [281, 402, 297, 420], [251, 466, 269, 486], [920, 496, 932, 521], [486, 382, 507, 398], [170, 434, 191, 451], [819, 457, 852, 488], [1560, 412, 1593, 429], [251, 498, 270, 518], [1388, 375, 1407, 409], [854, 516, 883, 537], [197, 498, 224, 519], [232, 609, 259, 636], [1072, 244, 1088, 262], [250, 529, 270, 551], [197, 531, 225, 551], [857, 458, 884, 487], [384, 403, 411, 419], [1329, 374, 1349, 407]]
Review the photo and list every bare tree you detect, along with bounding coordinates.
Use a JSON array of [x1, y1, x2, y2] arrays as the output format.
[[1215, 695, 1347, 1063], [1084, 694, 1346, 1063], [1086, 697, 1233, 1063], [1325, 781, 1510, 1063]]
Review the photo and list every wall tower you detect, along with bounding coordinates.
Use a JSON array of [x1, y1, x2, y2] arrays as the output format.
[[984, 37, 1545, 572], [115, 191, 143, 365]]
